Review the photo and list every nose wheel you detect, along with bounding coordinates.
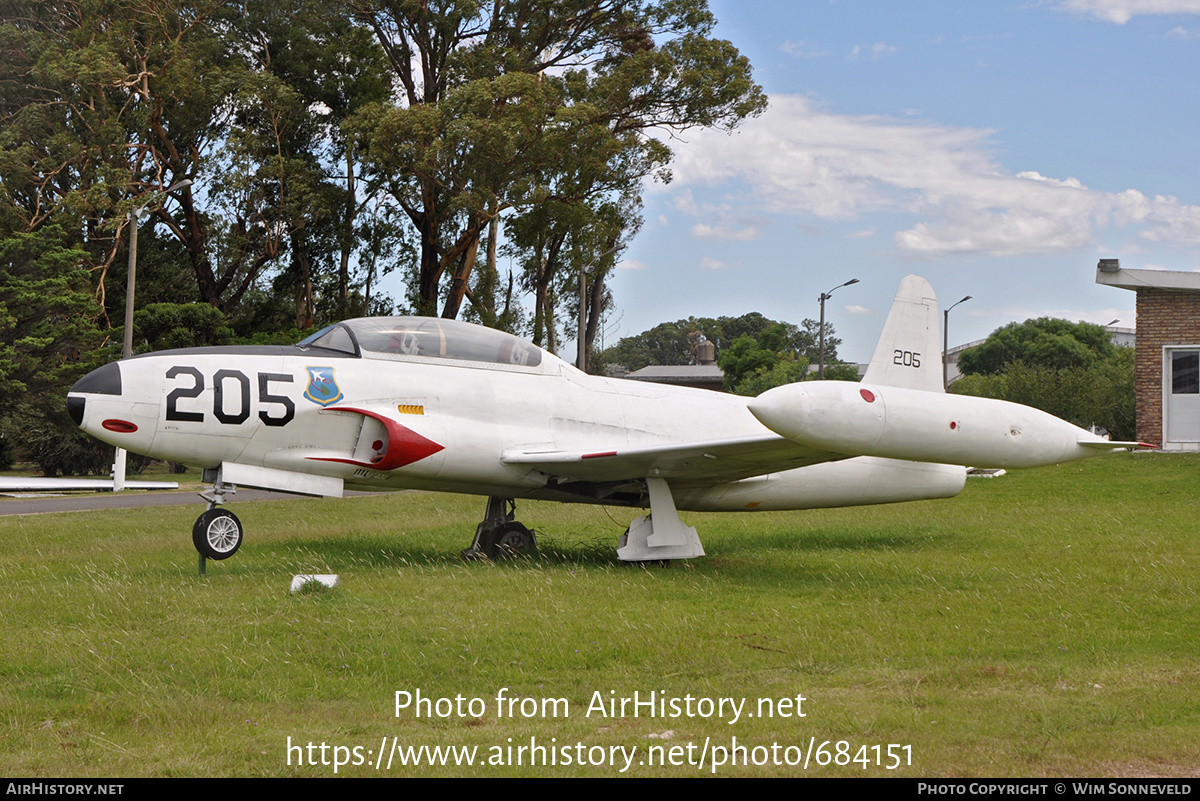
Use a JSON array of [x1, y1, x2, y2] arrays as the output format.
[[194, 470, 241, 574], [192, 508, 244, 560]]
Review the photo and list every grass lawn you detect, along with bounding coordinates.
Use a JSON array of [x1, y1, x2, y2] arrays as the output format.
[[1, 452, 1196, 777]]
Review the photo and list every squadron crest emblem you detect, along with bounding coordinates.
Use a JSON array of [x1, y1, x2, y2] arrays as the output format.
[[304, 366, 344, 407]]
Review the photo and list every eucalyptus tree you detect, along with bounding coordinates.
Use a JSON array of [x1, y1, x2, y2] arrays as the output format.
[[347, 0, 766, 319]]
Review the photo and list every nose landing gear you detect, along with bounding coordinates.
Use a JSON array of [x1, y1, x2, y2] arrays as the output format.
[[194, 469, 241, 574]]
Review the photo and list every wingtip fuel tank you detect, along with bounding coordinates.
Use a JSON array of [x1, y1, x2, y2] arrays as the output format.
[[748, 380, 1129, 469]]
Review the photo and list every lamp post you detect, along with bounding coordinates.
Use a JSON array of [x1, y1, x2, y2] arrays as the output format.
[[113, 179, 192, 491], [818, 278, 859, 379], [577, 244, 622, 371], [942, 295, 972, 390]]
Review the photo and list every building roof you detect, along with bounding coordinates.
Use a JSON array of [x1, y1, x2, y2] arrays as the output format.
[[1096, 265, 1200, 293], [624, 364, 725, 383]]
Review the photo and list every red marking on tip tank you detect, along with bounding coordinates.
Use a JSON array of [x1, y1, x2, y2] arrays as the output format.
[[102, 419, 138, 433], [860, 389, 875, 403]]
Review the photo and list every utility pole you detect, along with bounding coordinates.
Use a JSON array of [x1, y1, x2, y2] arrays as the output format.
[[942, 295, 972, 390], [818, 278, 859, 379], [113, 179, 192, 490]]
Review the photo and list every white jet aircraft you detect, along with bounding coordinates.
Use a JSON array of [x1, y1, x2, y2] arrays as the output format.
[[66, 275, 1139, 563]]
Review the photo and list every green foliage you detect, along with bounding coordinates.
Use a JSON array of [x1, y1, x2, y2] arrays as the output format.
[[350, 0, 766, 319], [0, 1, 770, 467], [0, 226, 115, 476], [130, 303, 236, 352], [715, 330, 782, 390], [733, 355, 810, 397], [0, 226, 103, 402], [606, 312, 853, 394], [718, 321, 856, 395], [953, 347, 1135, 440], [604, 312, 840, 372], [4, 407, 112, 477], [953, 317, 1132, 440], [819, 361, 862, 382], [957, 317, 1114, 376]]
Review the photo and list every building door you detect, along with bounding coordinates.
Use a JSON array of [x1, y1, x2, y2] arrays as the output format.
[[1166, 348, 1200, 448]]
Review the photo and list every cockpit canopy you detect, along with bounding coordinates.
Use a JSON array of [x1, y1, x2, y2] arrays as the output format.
[[298, 317, 545, 369]]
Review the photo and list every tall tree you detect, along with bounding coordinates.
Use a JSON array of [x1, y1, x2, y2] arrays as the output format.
[[957, 317, 1114, 376], [348, 0, 766, 319]]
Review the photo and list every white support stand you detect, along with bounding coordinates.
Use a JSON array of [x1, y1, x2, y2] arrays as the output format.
[[617, 477, 705, 562], [112, 448, 126, 493]]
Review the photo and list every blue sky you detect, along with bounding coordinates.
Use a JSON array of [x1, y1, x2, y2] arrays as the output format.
[[603, 0, 1200, 361]]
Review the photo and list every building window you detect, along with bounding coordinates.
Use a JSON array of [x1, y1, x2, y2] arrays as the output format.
[[1171, 350, 1199, 395]]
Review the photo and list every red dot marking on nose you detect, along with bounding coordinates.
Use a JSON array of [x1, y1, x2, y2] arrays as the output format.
[[860, 389, 875, 403]]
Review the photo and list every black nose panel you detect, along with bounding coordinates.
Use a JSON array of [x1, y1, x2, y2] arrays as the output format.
[[67, 395, 85, 426], [71, 361, 122, 396]]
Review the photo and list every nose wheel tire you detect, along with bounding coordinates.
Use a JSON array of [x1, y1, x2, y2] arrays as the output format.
[[193, 509, 244, 560]]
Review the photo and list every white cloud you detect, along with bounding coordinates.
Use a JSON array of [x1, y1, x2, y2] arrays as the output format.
[[1054, 0, 1200, 24], [661, 94, 1200, 257], [845, 305, 874, 315], [781, 40, 828, 58], [849, 42, 897, 60], [1166, 24, 1200, 35], [618, 259, 648, 271], [700, 257, 730, 270], [691, 222, 761, 241]]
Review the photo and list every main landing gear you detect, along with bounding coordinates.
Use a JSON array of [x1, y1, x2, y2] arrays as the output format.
[[194, 470, 243, 574], [616, 477, 705, 562], [462, 496, 537, 561]]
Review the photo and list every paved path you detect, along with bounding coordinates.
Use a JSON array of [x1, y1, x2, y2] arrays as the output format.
[[0, 488, 350, 516]]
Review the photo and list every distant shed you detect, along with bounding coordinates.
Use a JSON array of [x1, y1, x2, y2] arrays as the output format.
[[1096, 260, 1200, 450], [622, 364, 727, 392]]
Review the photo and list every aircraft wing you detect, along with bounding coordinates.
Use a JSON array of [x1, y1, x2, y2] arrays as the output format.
[[502, 434, 847, 486]]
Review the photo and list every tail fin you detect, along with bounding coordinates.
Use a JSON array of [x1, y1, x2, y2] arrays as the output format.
[[862, 275, 943, 392]]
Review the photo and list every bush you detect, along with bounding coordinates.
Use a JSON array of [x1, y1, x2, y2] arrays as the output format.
[[951, 348, 1134, 441]]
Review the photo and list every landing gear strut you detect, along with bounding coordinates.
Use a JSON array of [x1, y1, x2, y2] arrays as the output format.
[[462, 496, 536, 561], [194, 468, 243, 574], [617, 477, 705, 562]]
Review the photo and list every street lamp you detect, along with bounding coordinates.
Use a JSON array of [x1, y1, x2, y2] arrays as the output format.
[[113, 178, 192, 490], [577, 243, 622, 371], [942, 295, 972, 390], [818, 278, 859, 380]]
